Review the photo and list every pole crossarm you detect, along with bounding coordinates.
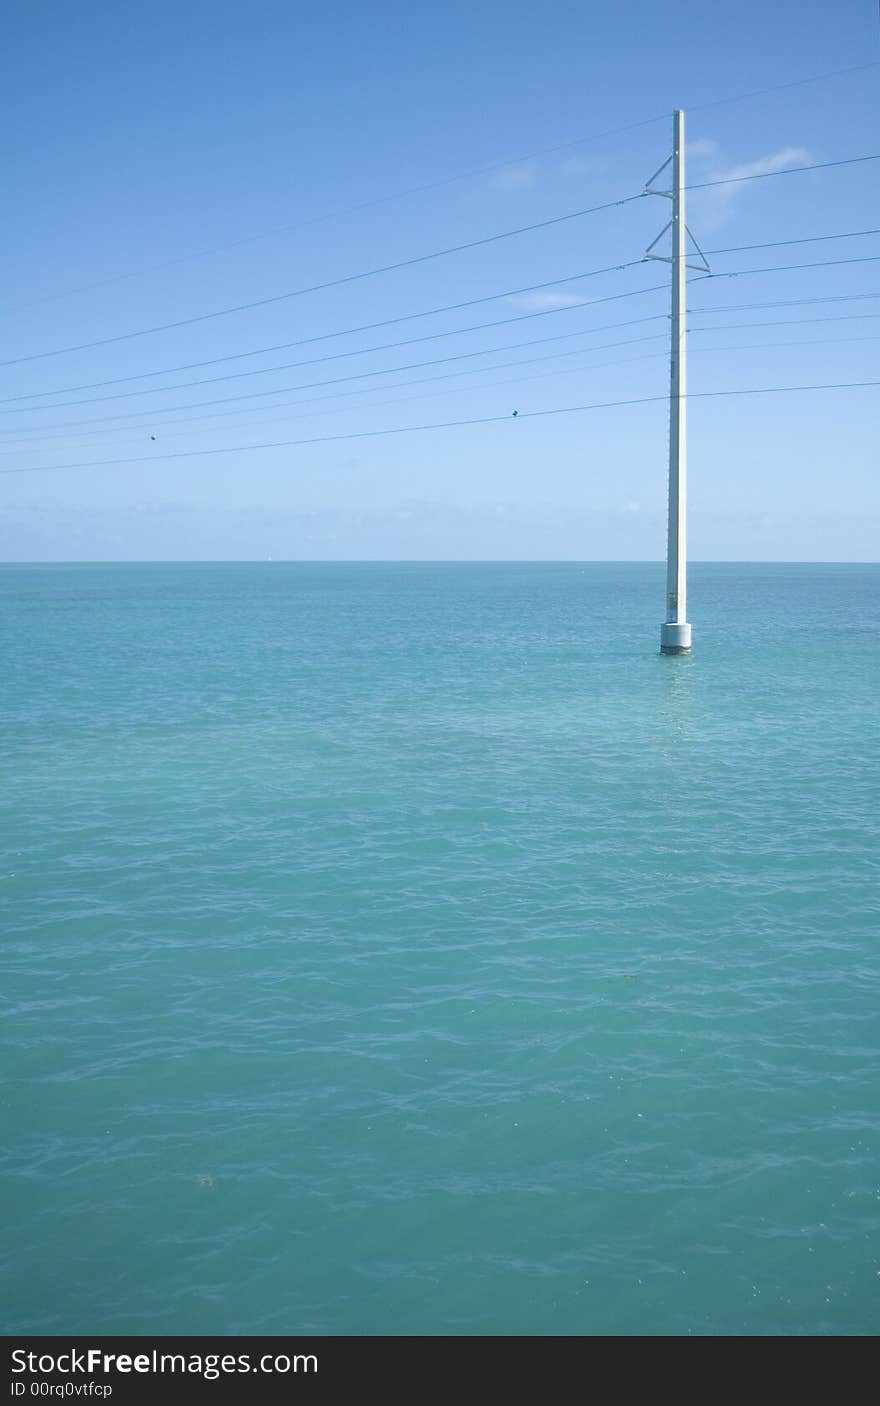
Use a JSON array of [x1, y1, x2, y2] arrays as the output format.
[[644, 216, 710, 274], [644, 154, 673, 195], [685, 226, 711, 273]]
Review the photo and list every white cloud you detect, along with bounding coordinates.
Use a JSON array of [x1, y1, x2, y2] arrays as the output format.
[[687, 138, 720, 159], [507, 290, 587, 311], [490, 163, 538, 192], [688, 141, 813, 229], [560, 153, 608, 179], [713, 145, 812, 191]]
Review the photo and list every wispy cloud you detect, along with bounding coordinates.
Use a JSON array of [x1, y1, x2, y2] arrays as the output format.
[[490, 152, 609, 195], [688, 141, 813, 229], [687, 138, 720, 160], [490, 163, 538, 192], [560, 153, 608, 179], [711, 146, 812, 193], [507, 290, 587, 311]]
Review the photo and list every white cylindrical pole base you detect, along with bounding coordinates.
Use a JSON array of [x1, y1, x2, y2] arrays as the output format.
[[660, 621, 692, 655]]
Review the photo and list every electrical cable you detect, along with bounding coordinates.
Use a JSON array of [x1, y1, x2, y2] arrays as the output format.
[[3, 379, 876, 476], [6, 229, 877, 407], [0, 196, 645, 370], [4, 152, 876, 371], [7, 58, 876, 313]]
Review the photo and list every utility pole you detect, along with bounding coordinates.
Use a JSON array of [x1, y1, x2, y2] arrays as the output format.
[[645, 110, 708, 655]]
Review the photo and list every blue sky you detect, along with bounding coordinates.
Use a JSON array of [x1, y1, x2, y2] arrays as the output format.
[[2, 0, 878, 560]]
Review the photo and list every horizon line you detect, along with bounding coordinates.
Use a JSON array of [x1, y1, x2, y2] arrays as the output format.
[[2, 559, 878, 568]]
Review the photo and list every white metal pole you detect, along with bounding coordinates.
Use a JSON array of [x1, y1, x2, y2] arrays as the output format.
[[660, 109, 692, 655]]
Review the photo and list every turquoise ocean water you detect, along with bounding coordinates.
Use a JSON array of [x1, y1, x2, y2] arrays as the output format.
[[2, 561, 878, 1337]]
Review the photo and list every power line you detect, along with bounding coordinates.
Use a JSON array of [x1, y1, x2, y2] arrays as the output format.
[[6, 229, 877, 408], [698, 333, 880, 352], [0, 284, 673, 434], [9, 57, 875, 315], [3, 379, 876, 476], [4, 317, 877, 452], [0, 265, 662, 402], [8, 253, 879, 425], [0, 264, 661, 411], [0, 195, 645, 370], [704, 228, 880, 255], [1, 355, 665, 452], [4, 130, 667, 320], [702, 255, 880, 280], [0, 330, 671, 434], [0, 340, 663, 449], [0, 299, 676, 446], [6, 290, 880, 449], [4, 295, 875, 452], [6, 336, 878, 462], [3, 346, 875, 464], [5, 151, 877, 372], [9, 253, 878, 431], [687, 152, 880, 191], [693, 311, 880, 331], [3, 402, 658, 474], [686, 59, 880, 115], [11, 314, 667, 417], [691, 291, 880, 314], [1, 349, 670, 452]]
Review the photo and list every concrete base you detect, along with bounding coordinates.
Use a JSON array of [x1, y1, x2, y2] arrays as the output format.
[[660, 621, 692, 655]]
